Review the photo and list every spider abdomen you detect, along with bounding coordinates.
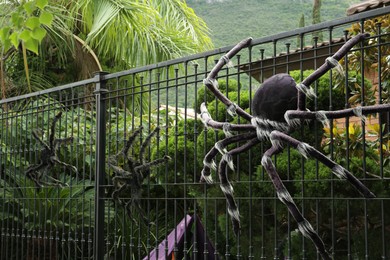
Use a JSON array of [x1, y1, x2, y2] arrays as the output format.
[[251, 73, 298, 122]]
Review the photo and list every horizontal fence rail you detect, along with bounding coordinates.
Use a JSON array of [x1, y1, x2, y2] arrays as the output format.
[[1, 6, 390, 260]]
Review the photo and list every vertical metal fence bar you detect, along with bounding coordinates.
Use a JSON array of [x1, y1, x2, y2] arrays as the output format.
[[93, 71, 109, 260], [247, 44, 254, 260], [298, 32, 308, 259], [203, 55, 209, 260], [183, 62, 189, 260], [381, 199, 386, 259], [164, 65, 170, 259], [106, 83, 113, 260], [327, 26, 336, 260], [285, 41, 293, 260], [193, 65, 199, 260], [359, 19, 370, 260], [376, 22, 384, 179]]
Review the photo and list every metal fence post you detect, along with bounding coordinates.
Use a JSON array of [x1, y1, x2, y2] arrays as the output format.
[[93, 71, 109, 260]]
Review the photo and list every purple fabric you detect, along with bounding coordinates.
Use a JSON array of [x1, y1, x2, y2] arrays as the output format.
[[143, 214, 218, 260]]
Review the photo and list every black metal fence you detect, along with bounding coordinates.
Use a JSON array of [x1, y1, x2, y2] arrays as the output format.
[[1, 7, 389, 260]]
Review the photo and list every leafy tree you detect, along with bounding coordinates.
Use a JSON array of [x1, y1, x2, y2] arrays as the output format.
[[0, 0, 55, 97]]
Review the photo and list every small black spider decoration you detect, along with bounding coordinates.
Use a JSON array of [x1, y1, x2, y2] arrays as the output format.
[[25, 111, 77, 188], [108, 126, 170, 222], [199, 33, 390, 259]]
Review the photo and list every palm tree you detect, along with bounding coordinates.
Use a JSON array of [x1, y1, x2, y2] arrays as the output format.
[[63, 0, 213, 69], [0, 0, 213, 96]]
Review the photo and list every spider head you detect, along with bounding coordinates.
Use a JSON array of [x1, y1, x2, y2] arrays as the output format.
[[251, 73, 298, 122]]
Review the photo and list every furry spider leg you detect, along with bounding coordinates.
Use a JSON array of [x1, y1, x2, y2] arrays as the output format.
[[285, 104, 390, 127], [111, 126, 144, 167], [295, 33, 370, 110], [200, 132, 257, 183], [25, 112, 76, 188], [139, 126, 161, 164], [200, 103, 255, 133], [109, 157, 172, 197], [134, 156, 171, 175], [25, 162, 47, 188], [268, 131, 375, 197], [203, 38, 253, 121], [32, 129, 50, 150], [216, 137, 261, 234], [261, 129, 375, 259], [261, 145, 331, 260]]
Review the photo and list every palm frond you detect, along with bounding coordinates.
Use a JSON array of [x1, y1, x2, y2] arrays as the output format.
[[60, 0, 213, 69]]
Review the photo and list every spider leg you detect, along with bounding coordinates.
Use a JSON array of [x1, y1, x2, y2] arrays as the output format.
[[54, 137, 74, 149], [51, 156, 78, 173], [111, 178, 130, 205], [123, 126, 144, 157], [32, 130, 50, 150], [108, 162, 129, 179], [139, 126, 160, 164], [203, 38, 253, 121], [110, 127, 144, 165], [216, 137, 261, 235], [296, 33, 370, 109], [200, 132, 257, 183], [269, 130, 375, 198], [39, 175, 68, 187], [285, 103, 390, 127], [261, 145, 331, 260], [134, 155, 171, 179], [200, 103, 255, 134], [49, 112, 63, 148], [25, 162, 46, 188]]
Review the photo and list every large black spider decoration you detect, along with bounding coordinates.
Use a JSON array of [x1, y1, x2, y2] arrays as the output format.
[[108, 126, 170, 222], [199, 33, 390, 259], [25, 111, 77, 188]]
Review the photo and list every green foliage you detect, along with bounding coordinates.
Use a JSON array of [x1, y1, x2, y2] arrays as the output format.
[[61, 0, 213, 69], [0, 168, 95, 259], [347, 15, 390, 104], [322, 122, 390, 177], [0, 96, 177, 259], [187, 0, 357, 48], [0, 0, 53, 55], [0, 0, 54, 94], [152, 118, 204, 185]]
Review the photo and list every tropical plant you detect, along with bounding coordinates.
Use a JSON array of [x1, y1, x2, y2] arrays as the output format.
[[0, 0, 213, 99], [0, 0, 74, 98], [0, 168, 95, 259]]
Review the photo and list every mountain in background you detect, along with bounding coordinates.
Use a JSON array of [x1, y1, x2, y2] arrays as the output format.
[[187, 0, 362, 48]]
